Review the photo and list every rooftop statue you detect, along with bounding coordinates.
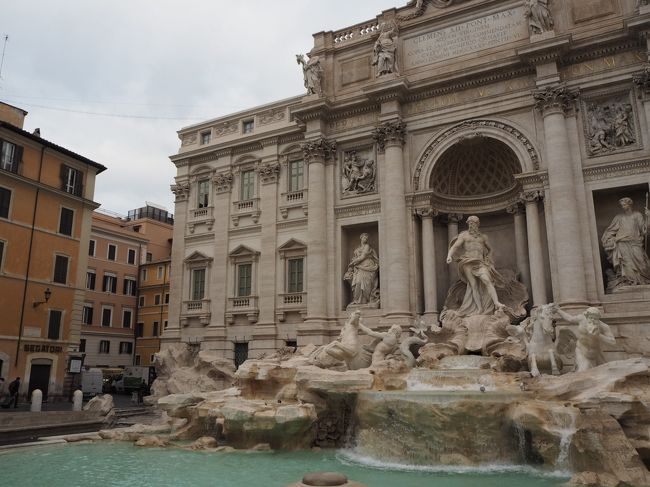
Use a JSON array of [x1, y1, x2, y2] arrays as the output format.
[[601, 197, 650, 292], [372, 21, 399, 77], [296, 53, 323, 96], [525, 0, 554, 35]]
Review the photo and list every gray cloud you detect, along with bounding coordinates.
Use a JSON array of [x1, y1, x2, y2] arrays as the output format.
[[1, 0, 395, 214]]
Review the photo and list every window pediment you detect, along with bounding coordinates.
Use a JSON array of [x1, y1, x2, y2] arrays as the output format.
[[229, 244, 260, 263], [278, 238, 306, 257], [184, 251, 213, 266]]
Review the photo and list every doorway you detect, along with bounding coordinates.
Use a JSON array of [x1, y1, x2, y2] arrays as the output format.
[[28, 361, 52, 401]]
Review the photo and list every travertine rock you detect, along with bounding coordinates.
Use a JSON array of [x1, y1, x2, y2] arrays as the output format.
[[188, 436, 218, 450], [83, 394, 114, 416], [135, 435, 170, 448]]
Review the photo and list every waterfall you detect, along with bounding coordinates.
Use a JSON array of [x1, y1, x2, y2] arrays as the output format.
[[549, 406, 578, 472]]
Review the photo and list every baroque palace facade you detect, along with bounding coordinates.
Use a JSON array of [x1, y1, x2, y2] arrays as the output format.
[[165, 0, 650, 364]]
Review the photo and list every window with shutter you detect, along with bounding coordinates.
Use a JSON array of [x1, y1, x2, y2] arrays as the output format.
[[58, 207, 74, 236], [53, 255, 69, 284], [86, 271, 95, 290], [101, 307, 112, 327], [0, 187, 11, 218], [82, 306, 93, 325], [60, 165, 83, 196], [0, 140, 21, 173], [47, 310, 62, 339]]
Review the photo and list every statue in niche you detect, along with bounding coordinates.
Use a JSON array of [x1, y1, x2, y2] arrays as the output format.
[[601, 197, 650, 292], [586, 100, 636, 155], [446, 216, 505, 317], [296, 53, 323, 96], [344, 233, 380, 309], [342, 151, 376, 195], [525, 0, 554, 35], [372, 21, 399, 77], [552, 305, 616, 372]]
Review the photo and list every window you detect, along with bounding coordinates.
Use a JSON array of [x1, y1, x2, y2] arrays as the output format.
[[164, 320, 168, 329], [123, 309, 132, 328], [153, 322, 159, 337], [79, 339, 86, 353], [127, 248, 136, 265], [240, 170, 255, 201], [242, 120, 254, 134], [141, 268, 147, 282], [234, 342, 249, 369], [0, 187, 11, 218], [53, 255, 69, 284], [201, 131, 211, 145], [135, 355, 141, 365], [136, 323, 144, 338], [101, 307, 113, 327], [82, 305, 93, 325], [146, 252, 152, 263], [86, 270, 96, 290], [157, 266, 164, 279], [197, 179, 209, 208], [150, 354, 155, 363], [99, 340, 110, 354], [165, 293, 170, 304], [107, 244, 117, 261], [123, 277, 136, 296], [237, 263, 252, 297], [59, 207, 74, 236], [191, 268, 206, 300], [154, 294, 161, 305], [287, 258, 304, 293], [47, 310, 62, 339], [138, 296, 145, 307], [102, 273, 117, 293], [289, 160, 304, 192], [88, 239, 96, 256], [61, 165, 82, 196], [0, 140, 21, 173], [0, 240, 5, 271], [119, 342, 133, 354]]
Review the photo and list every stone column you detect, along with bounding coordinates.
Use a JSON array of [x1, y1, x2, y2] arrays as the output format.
[[446, 213, 463, 284], [506, 202, 531, 297], [416, 207, 439, 318], [373, 120, 410, 318], [634, 67, 650, 143], [302, 139, 336, 339], [533, 85, 587, 305], [521, 190, 548, 306]]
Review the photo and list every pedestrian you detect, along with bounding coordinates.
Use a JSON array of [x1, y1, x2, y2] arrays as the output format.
[[8, 377, 20, 408]]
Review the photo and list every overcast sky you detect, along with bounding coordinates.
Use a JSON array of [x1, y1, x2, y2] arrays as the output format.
[[1, 0, 398, 215]]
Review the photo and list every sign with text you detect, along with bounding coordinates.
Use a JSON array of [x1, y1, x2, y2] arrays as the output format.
[[404, 7, 528, 69]]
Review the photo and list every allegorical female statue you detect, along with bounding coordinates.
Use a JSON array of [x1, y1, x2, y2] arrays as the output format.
[[526, 0, 554, 35], [296, 53, 323, 96], [344, 233, 380, 307], [601, 197, 650, 291], [372, 21, 398, 77]]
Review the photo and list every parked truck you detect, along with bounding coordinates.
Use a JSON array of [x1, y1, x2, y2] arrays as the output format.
[[81, 368, 104, 399], [111, 366, 156, 394]]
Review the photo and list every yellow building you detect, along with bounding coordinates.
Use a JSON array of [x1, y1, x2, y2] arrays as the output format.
[[0, 102, 105, 400]]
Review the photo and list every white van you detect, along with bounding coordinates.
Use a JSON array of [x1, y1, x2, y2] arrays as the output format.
[[81, 368, 103, 398]]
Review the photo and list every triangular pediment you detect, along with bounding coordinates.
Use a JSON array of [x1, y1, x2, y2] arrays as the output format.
[[278, 238, 306, 251], [229, 244, 260, 257], [184, 251, 213, 264]]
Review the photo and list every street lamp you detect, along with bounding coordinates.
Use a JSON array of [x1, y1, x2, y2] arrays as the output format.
[[33, 288, 52, 308]]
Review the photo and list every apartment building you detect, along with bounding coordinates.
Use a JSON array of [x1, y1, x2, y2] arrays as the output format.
[[135, 257, 170, 365], [0, 102, 105, 400]]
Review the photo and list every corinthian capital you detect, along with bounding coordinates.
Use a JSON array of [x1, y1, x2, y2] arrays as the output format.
[[372, 119, 407, 152], [415, 207, 439, 219], [633, 66, 650, 99], [301, 138, 337, 164], [533, 84, 580, 116], [520, 190, 544, 203], [255, 161, 281, 184], [170, 182, 190, 202]]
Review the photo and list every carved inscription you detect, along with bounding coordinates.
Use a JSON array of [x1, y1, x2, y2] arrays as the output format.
[[404, 7, 528, 69], [564, 51, 646, 80]]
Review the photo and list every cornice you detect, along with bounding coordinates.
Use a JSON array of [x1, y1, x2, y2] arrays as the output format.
[[334, 200, 381, 219], [517, 34, 572, 65], [582, 159, 650, 182]]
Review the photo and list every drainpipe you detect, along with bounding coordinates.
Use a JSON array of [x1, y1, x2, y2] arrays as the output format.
[[16, 146, 45, 366], [133, 243, 142, 365]]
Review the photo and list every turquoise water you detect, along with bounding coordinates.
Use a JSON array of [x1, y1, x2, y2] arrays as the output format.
[[0, 442, 569, 487]]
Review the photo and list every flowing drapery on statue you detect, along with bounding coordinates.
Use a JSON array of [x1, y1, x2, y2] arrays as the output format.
[[344, 233, 380, 308], [446, 216, 505, 317], [601, 197, 650, 291]]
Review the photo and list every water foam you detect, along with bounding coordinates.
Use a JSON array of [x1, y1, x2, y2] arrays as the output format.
[[337, 448, 572, 479]]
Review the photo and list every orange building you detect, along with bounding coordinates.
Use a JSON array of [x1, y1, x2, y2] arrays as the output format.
[[81, 211, 147, 368], [136, 258, 171, 365], [81, 205, 173, 368], [0, 103, 106, 401]]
